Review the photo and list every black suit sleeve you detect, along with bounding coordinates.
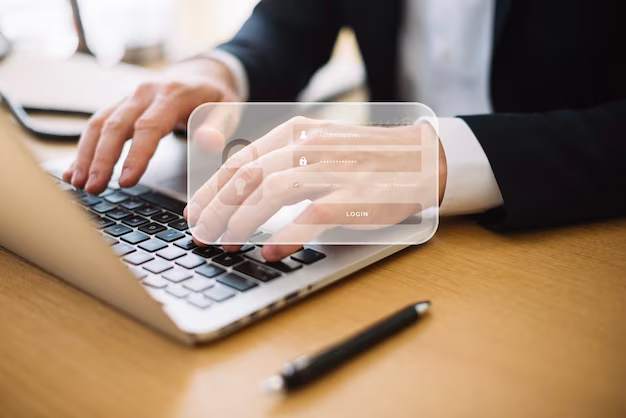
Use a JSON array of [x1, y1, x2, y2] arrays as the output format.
[[216, 0, 342, 101], [460, 100, 626, 231]]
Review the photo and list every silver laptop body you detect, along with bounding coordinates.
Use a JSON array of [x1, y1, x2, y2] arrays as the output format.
[[0, 103, 435, 344]]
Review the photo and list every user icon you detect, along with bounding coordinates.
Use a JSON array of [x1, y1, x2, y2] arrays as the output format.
[[300, 130, 307, 140]]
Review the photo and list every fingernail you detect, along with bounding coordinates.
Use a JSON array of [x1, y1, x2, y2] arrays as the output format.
[[63, 168, 73, 182], [192, 222, 211, 243], [187, 202, 201, 222], [85, 172, 99, 191], [221, 229, 237, 245], [71, 168, 84, 186], [119, 167, 132, 185], [262, 245, 280, 261]]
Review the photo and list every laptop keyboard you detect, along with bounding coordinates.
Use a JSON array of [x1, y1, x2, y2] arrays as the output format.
[[55, 180, 326, 310]]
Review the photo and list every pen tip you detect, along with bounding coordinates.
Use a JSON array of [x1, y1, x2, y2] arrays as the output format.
[[414, 301, 431, 315], [262, 375, 285, 394]]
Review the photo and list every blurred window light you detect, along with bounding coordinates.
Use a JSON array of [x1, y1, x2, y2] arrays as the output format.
[[166, 0, 260, 59], [0, 0, 259, 64], [79, 0, 172, 64], [0, 0, 172, 64], [0, 0, 78, 58]]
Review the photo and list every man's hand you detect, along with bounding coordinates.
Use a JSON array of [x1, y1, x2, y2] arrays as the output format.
[[63, 58, 241, 195], [185, 117, 447, 261]]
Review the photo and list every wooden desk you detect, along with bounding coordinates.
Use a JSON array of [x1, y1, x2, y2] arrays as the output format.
[[1, 56, 626, 418]]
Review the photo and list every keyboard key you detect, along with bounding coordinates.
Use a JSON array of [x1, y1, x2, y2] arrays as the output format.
[[168, 219, 188, 231], [93, 217, 115, 229], [213, 253, 244, 267], [135, 204, 161, 217], [204, 285, 236, 302], [291, 248, 326, 264], [98, 188, 116, 197], [152, 212, 179, 224], [233, 261, 281, 282], [155, 229, 185, 242], [175, 254, 205, 269], [174, 237, 197, 250], [101, 234, 118, 245], [120, 198, 145, 210], [187, 293, 212, 309], [216, 272, 258, 292], [195, 264, 225, 278], [142, 276, 169, 289], [244, 248, 302, 273], [121, 215, 149, 227], [266, 258, 302, 273], [142, 191, 186, 215], [138, 222, 167, 235], [121, 231, 150, 245], [156, 246, 186, 260], [79, 194, 102, 206], [183, 276, 215, 292], [162, 268, 193, 283], [166, 285, 191, 299], [128, 266, 148, 279], [121, 184, 151, 197], [192, 245, 224, 258], [232, 243, 255, 253], [123, 251, 154, 265], [107, 208, 131, 220], [91, 201, 117, 213], [243, 247, 268, 263], [138, 239, 168, 252], [143, 259, 173, 274], [103, 224, 133, 237], [104, 191, 130, 204], [112, 242, 136, 256]]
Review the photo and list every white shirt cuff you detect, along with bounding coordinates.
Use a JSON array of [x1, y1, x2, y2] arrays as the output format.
[[205, 49, 249, 101], [438, 117, 504, 215]]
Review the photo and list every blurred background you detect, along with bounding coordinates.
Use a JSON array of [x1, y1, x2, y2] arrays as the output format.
[[0, 0, 364, 100]]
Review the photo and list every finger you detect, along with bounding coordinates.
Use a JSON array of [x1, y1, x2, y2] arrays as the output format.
[[70, 104, 117, 189], [186, 141, 260, 224], [262, 243, 304, 262], [186, 116, 311, 223], [220, 167, 332, 246], [85, 90, 155, 194], [118, 95, 181, 187], [191, 159, 264, 245], [191, 147, 314, 244], [261, 195, 338, 261], [62, 160, 76, 183]]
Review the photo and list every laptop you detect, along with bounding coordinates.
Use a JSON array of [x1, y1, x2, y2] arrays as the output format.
[[0, 102, 438, 345]]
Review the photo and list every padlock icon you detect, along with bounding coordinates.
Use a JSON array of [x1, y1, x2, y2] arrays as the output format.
[[299, 156, 308, 166]]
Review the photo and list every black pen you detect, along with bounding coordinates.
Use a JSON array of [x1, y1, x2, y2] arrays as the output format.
[[262, 301, 431, 393]]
